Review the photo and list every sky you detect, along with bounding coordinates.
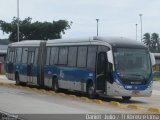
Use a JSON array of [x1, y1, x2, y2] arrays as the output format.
[[0, 0, 160, 41]]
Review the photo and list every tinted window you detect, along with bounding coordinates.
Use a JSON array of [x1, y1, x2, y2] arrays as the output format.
[[8, 48, 15, 62], [59, 47, 68, 65], [8, 51, 11, 62], [34, 48, 38, 65], [6, 48, 10, 62], [16, 48, 22, 63], [50, 47, 59, 65], [28, 52, 35, 64], [98, 45, 109, 52], [10, 51, 15, 62], [46, 47, 50, 65], [77, 46, 87, 67], [68, 47, 77, 67], [22, 48, 28, 64], [87, 46, 97, 69]]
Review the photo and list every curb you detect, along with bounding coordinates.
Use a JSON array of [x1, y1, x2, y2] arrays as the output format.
[[110, 101, 120, 106], [58, 93, 66, 97], [148, 108, 160, 113], [68, 95, 77, 99], [48, 90, 56, 95], [127, 104, 139, 109], [93, 99, 103, 104], [80, 97, 89, 101]]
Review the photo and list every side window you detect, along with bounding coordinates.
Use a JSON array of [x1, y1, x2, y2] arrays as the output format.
[[6, 48, 10, 62], [8, 51, 12, 62], [34, 48, 38, 65], [68, 46, 77, 67], [50, 47, 59, 65], [8, 50, 12, 62], [46, 47, 50, 65], [77, 46, 87, 67], [59, 47, 68, 65], [10, 49, 15, 63], [16, 48, 22, 63], [87, 46, 97, 69], [28, 52, 35, 64], [31, 52, 34, 64], [22, 48, 28, 64]]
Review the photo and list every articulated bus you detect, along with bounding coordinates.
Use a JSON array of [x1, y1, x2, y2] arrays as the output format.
[[5, 37, 155, 100]]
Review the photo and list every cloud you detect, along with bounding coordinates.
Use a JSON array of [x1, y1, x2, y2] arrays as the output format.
[[0, 0, 160, 41]]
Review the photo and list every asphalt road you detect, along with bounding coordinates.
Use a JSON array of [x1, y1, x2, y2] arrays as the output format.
[[0, 75, 160, 119]]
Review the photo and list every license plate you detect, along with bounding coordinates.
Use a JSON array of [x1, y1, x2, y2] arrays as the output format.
[[132, 90, 140, 95]]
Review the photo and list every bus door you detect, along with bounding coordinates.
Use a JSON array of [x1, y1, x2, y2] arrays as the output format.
[[37, 42, 46, 86], [8, 49, 15, 80], [27, 50, 35, 83], [96, 52, 107, 93]]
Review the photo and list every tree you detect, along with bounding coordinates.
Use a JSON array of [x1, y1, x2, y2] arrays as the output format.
[[151, 33, 159, 52], [143, 32, 160, 52], [143, 33, 151, 49], [0, 17, 72, 42]]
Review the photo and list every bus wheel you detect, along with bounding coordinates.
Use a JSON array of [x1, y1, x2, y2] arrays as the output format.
[[122, 96, 131, 101], [53, 78, 59, 93], [87, 84, 95, 99]]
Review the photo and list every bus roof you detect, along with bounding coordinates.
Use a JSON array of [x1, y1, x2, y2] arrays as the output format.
[[47, 36, 147, 49], [8, 36, 147, 49], [94, 36, 147, 48], [8, 40, 42, 47]]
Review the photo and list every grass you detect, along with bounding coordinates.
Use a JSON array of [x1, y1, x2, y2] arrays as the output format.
[[154, 76, 160, 81]]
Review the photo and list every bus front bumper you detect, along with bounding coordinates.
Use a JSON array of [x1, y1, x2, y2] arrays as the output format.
[[106, 81, 152, 97]]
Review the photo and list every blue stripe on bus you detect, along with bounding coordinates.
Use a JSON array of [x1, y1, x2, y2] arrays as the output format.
[[44, 65, 96, 83], [6, 63, 96, 84], [12, 64, 38, 76]]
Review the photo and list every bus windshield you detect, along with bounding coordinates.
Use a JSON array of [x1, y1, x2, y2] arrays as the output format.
[[114, 48, 151, 84]]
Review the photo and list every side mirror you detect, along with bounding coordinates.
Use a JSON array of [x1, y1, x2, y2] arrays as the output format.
[[150, 53, 156, 66]]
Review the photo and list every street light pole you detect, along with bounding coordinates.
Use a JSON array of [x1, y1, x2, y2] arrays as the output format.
[[17, 0, 20, 42], [135, 24, 138, 41], [96, 19, 99, 36], [139, 14, 143, 42]]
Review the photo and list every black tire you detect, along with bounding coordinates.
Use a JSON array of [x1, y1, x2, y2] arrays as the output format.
[[53, 78, 59, 93], [122, 96, 131, 101], [87, 84, 95, 99]]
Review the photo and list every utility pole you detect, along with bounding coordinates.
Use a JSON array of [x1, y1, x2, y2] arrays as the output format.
[[96, 19, 99, 36], [136, 24, 138, 41], [17, 0, 20, 42], [139, 14, 143, 42]]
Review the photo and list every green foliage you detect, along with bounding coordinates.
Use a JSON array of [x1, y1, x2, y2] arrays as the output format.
[[154, 76, 160, 81], [143, 33, 160, 52], [0, 17, 72, 42]]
